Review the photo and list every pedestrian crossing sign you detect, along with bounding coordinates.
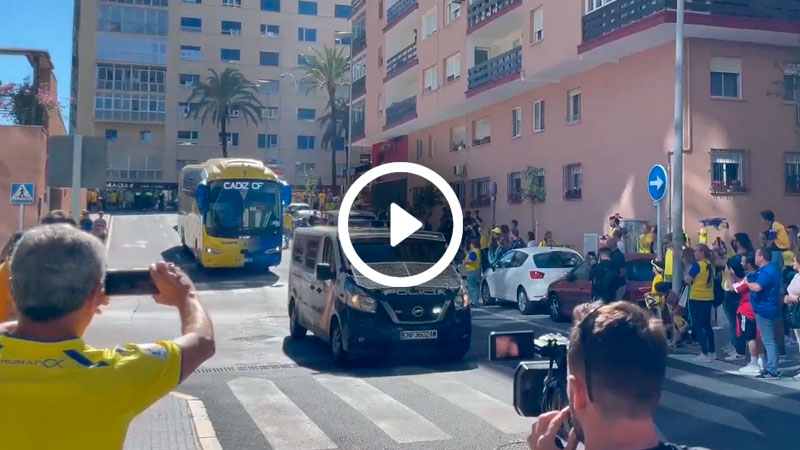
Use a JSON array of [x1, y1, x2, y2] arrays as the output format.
[[10, 183, 35, 205]]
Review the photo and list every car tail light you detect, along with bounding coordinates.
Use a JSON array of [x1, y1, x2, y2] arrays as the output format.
[[529, 271, 545, 279]]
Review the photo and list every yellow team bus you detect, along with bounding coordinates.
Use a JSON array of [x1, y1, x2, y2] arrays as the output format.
[[178, 158, 291, 269]]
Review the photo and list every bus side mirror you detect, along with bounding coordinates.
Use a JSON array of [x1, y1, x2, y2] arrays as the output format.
[[281, 184, 292, 206], [196, 183, 209, 214]]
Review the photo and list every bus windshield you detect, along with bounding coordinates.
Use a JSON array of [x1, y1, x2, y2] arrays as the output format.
[[204, 180, 282, 238]]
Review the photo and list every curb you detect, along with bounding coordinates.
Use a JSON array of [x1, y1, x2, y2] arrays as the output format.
[[171, 392, 223, 450]]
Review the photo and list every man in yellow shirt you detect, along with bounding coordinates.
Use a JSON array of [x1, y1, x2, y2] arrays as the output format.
[[283, 211, 294, 249], [638, 224, 654, 254], [0, 225, 215, 450], [761, 209, 790, 272]]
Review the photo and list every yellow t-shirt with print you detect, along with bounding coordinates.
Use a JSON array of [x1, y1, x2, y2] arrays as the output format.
[[0, 336, 182, 450], [664, 248, 674, 279], [689, 260, 714, 301], [772, 221, 790, 251], [283, 213, 294, 230], [639, 233, 654, 254]]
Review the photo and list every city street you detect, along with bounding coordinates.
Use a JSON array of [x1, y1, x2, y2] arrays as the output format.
[[88, 214, 800, 450]]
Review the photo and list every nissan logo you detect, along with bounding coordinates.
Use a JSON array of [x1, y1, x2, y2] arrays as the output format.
[[411, 306, 424, 317]]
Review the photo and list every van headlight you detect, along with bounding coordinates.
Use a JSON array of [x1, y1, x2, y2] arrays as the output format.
[[203, 247, 222, 255], [265, 246, 281, 254], [455, 285, 470, 310], [347, 294, 377, 313]]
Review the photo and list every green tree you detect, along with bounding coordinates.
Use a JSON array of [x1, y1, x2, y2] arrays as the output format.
[[318, 97, 349, 153], [304, 173, 319, 195], [188, 68, 262, 158], [521, 167, 546, 236], [297, 46, 350, 189], [411, 183, 442, 222]]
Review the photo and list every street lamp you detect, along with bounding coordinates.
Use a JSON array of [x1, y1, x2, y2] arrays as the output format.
[[670, 0, 685, 295], [334, 30, 354, 192]]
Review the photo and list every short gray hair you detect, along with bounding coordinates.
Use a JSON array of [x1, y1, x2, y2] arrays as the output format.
[[10, 224, 106, 322]]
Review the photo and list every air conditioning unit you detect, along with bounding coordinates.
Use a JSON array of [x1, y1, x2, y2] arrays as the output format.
[[229, 109, 240, 118], [453, 164, 466, 177]]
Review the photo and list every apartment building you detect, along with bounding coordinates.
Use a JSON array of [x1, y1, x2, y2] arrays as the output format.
[[71, 0, 353, 194], [351, 0, 800, 248]]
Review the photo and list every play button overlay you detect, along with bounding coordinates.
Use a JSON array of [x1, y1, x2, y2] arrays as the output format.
[[389, 203, 423, 247], [338, 162, 463, 288]]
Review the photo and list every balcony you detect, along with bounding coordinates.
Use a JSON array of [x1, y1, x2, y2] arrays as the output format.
[[94, 110, 166, 123], [384, 95, 417, 129], [386, 0, 418, 30], [352, 77, 366, 99], [352, 120, 365, 141], [467, 46, 521, 92], [353, 33, 367, 56], [385, 43, 418, 80], [467, 0, 522, 31], [351, 0, 365, 17], [582, 0, 800, 47]]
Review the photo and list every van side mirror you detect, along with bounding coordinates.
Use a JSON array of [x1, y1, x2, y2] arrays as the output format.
[[281, 183, 292, 206], [316, 263, 334, 281]]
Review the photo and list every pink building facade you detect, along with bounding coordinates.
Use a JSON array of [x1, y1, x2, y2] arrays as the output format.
[[351, 0, 800, 250]]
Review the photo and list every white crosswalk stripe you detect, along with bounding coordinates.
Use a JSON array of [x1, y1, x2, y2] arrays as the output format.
[[659, 391, 762, 435]]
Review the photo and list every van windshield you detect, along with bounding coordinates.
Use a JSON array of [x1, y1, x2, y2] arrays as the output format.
[[352, 238, 447, 264]]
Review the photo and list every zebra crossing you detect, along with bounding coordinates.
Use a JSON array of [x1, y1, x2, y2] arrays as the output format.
[[198, 354, 800, 450]]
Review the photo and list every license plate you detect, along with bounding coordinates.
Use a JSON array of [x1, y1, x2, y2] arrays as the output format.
[[401, 330, 438, 340], [243, 258, 253, 263]]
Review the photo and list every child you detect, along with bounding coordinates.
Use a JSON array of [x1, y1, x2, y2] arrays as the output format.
[[653, 281, 685, 347], [731, 254, 766, 374]]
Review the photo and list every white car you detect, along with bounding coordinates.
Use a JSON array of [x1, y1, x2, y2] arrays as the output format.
[[481, 247, 583, 315]]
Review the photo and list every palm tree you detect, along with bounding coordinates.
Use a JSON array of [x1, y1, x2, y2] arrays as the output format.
[[297, 46, 349, 190], [318, 97, 349, 153], [188, 68, 262, 158]]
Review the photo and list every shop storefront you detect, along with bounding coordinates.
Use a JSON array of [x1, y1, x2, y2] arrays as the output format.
[[100, 181, 178, 212]]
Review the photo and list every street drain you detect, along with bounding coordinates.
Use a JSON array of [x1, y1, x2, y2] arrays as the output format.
[[195, 363, 298, 374]]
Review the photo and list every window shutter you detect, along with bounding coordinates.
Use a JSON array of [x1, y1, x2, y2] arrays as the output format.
[[710, 57, 741, 74]]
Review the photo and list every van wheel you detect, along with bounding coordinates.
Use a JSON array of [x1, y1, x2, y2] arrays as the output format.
[[517, 287, 536, 315], [481, 282, 496, 306], [289, 301, 306, 340], [549, 294, 567, 323], [330, 320, 349, 366]]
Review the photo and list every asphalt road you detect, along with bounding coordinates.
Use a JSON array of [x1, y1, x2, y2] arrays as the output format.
[[87, 213, 800, 450]]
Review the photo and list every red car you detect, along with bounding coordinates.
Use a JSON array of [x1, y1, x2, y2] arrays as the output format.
[[546, 253, 656, 322]]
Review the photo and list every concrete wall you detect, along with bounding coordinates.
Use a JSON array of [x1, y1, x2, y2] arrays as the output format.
[[0, 126, 48, 244]]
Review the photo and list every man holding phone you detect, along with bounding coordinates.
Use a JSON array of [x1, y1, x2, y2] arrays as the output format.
[[0, 224, 215, 450]]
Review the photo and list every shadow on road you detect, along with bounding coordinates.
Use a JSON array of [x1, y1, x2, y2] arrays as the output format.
[[159, 245, 281, 290]]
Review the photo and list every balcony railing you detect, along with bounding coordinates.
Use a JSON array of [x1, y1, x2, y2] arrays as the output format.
[[583, 0, 800, 43], [467, 46, 521, 91], [385, 43, 418, 79], [352, 77, 366, 98], [467, 0, 522, 29], [385, 95, 417, 128], [387, 0, 418, 27], [94, 110, 166, 122], [353, 33, 367, 55]]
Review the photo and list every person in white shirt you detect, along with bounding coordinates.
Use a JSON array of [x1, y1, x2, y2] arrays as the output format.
[[783, 251, 800, 381], [527, 231, 537, 248]]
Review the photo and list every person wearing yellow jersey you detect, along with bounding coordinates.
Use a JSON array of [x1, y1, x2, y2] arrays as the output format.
[[698, 226, 708, 245], [283, 211, 294, 249], [686, 244, 716, 363], [638, 224, 655, 254], [650, 260, 665, 293], [464, 239, 482, 307], [760, 210, 790, 272], [0, 225, 215, 450]]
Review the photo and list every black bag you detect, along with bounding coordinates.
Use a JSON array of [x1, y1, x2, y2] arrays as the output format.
[[786, 304, 800, 329], [712, 269, 724, 308]]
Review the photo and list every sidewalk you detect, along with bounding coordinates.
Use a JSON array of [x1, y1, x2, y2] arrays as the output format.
[[125, 393, 221, 450]]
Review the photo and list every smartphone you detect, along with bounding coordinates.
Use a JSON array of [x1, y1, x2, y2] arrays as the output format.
[[105, 268, 159, 296], [489, 330, 537, 362]]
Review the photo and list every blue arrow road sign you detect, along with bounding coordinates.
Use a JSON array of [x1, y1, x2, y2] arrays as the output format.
[[10, 183, 35, 205], [647, 165, 668, 202]]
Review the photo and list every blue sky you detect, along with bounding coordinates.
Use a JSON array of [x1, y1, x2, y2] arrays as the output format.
[[0, 0, 74, 123]]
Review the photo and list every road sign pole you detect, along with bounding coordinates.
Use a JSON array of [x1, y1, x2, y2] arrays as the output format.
[[654, 200, 662, 260], [671, 0, 686, 295], [71, 135, 83, 221], [18, 204, 24, 231]]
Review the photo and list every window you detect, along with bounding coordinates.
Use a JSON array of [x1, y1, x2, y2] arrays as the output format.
[[298, 55, 311, 66], [228, 106, 240, 118], [178, 130, 199, 145], [511, 107, 522, 137], [335, 36, 352, 45], [179, 73, 200, 87], [222, 0, 241, 6], [297, 27, 317, 42], [178, 102, 198, 116], [260, 51, 280, 66], [262, 106, 279, 119], [586, 0, 613, 13], [105, 129, 118, 143], [422, 9, 438, 38], [531, 8, 543, 43], [261, 0, 280, 11], [352, 55, 366, 81], [508, 172, 522, 204], [220, 132, 240, 147], [445, 0, 461, 24], [378, 47, 383, 68], [423, 65, 438, 92], [297, 108, 316, 121], [181, 17, 202, 32], [305, 239, 319, 269], [298, 135, 316, 149], [298, 81, 316, 95], [221, 48, 240, 62], [221, 21, 242, 35], [567, 89, 581, 123], [140, 130, 153, 144], [786, 153, 800, 193], [260, 79, 279, 94], [94, 92, 166, 122], [470, 178, 492, 207], [416, 139, 423, 161], [428, 135, 437, 158], [261, 24, 280, 37], [96, 63, 166, 93], [180, 45, 201, 60], [451, 125, 466, 151], [297, 162, 316, 177], [98, 5, 169, 35], [473, 117, 491, 145], [710, 149, 747, 194], [258, 134, 279, 149], [335, 4, 351, 18], [533, 99, 545, 132], [710, 57, 741, 99], [445, 53, 460, 82], [474, 47, 489, 65], [336, 164, 347, 177], [563, 163, 582, 200], [183, 0, 202, 3], [298, 1, 317, 15]]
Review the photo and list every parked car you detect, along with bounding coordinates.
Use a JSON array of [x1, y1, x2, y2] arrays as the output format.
[[481, 247, 583, 315], [287, 226, 471, 365], [546, 253, 656, 322], [287, 202, 312, 217]]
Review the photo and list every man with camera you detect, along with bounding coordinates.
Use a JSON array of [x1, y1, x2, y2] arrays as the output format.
[[528, 301, 707, 450], [0, 224, 215, 450]]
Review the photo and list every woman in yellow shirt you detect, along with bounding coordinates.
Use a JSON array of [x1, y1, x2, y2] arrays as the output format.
[[686, 244, 716, 363]]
